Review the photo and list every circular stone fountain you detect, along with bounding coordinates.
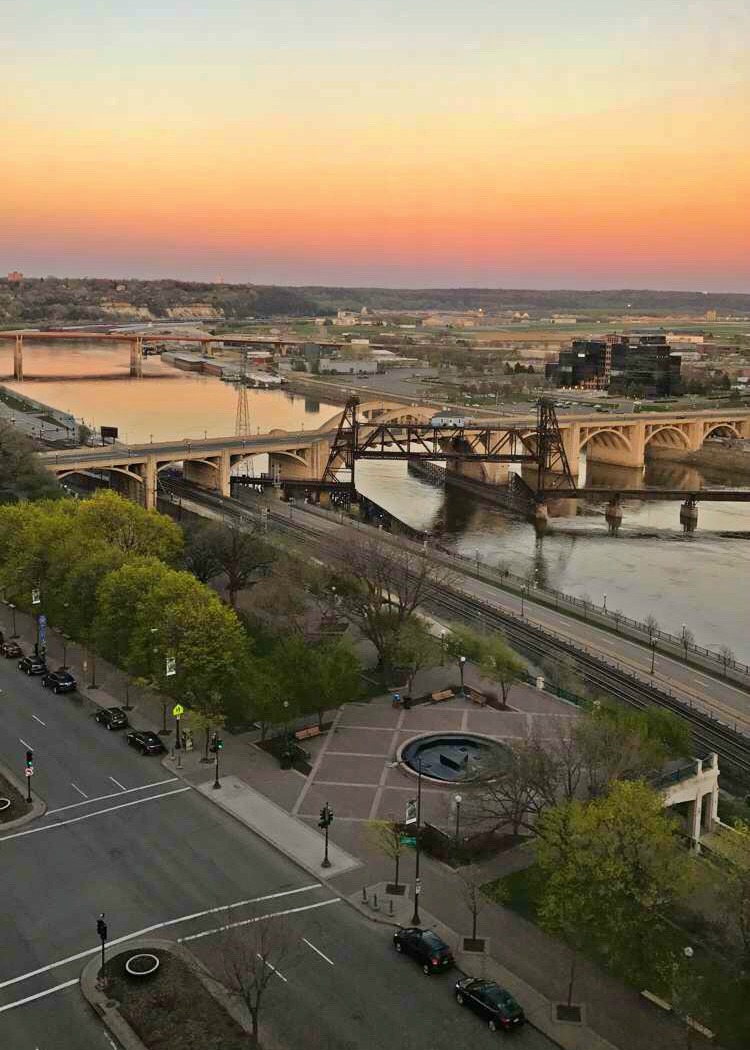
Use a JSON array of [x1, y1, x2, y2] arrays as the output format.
[[398, 733, 511, 783]]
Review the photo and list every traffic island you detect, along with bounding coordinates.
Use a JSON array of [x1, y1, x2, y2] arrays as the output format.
[[81, 938, 254, 1050], [0, 760, 45, 829]]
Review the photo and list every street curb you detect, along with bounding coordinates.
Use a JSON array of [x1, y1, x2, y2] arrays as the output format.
[[0, 757, 46, 829], [80, 937, 256, 1050]]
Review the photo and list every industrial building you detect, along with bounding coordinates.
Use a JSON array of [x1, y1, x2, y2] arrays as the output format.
[[546, 333, 681, 396]]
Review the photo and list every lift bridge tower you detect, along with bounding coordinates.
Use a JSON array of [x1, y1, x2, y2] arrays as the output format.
[[234, 349, 251, 437]]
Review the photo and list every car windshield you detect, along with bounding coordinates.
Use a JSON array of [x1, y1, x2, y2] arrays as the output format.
[[422, 932, 447, 951]]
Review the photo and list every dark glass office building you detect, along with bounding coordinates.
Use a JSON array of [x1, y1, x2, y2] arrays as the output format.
[[546, 333, 680, 396]]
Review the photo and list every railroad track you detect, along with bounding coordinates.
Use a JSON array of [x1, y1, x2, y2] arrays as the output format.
[[163, 482, 750, 777]]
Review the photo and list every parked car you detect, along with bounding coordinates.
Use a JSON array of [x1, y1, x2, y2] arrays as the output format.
[[41, 669, 77, 694], [18, 655, 47, 676], [393, 927, 454, 974], [1, 640, 23, 658], [95, 706, 129, 730], [126, 729, 166, 755], [454, 977, 526, 1032]]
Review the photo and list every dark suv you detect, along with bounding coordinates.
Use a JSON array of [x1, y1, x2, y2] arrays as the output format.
[[42, 670, 77, 694], [18, 655, 47, 676], [1, 640, 23, 658], [126, 729, 166, 755], [455, 977, 526, 1032], [393, 927, 454, 974], [95, 706, 129, 730]]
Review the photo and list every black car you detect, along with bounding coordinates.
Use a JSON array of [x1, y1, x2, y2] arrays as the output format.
[[455, 977, 526, 1032], [1, 640, 23, 658], [41, 670, 77, 694], [126, 729, 166, 755], [18, 655, 47, 676], [393, 927, 454, 974], [95, 706, 129, 730]]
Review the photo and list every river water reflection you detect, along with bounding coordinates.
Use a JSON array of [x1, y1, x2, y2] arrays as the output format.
[[4, 342, 750, 659]]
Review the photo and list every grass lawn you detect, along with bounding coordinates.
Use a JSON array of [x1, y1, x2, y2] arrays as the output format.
[[483, 865, 750, 1049]]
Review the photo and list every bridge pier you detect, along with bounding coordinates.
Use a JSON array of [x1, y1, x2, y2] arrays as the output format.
[[129, 337, 144, 378], [13, 335, 23, 381], [680, 498, 698, 534], [605, 497, 623, 536]]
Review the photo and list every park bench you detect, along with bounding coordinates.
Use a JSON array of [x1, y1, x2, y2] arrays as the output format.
[[295, 725, 322, 741], [430, 689, 454, 703]]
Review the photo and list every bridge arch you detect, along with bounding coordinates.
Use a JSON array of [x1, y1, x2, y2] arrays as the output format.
[[579, 427, 632, 454], [57, 466, 143, 485], [703, 422, 740, 443], [644, 425, 691, 451]]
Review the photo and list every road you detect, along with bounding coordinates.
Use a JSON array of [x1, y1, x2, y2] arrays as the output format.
[[0, 658, 555, 1050]]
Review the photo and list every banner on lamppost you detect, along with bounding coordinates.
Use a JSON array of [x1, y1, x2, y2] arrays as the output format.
[[31, 588, 41, 605], [405, 799, 417, 825], [38, 613, 47, 646], [165, 655, 176, 677]]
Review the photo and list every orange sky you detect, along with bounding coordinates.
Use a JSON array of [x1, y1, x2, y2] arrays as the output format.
[[3, 0, 748, 288]]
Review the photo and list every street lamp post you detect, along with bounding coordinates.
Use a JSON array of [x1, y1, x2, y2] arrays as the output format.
[[8, 602, 17, 638], [410, 758, 423, 926], [650, 639, 657, 675], [521, 586, 527, 617], [603, 593, 607, 613], [458, 655, 466, 698], [454, 793, 462, 849], [440, 630, 446, 666]]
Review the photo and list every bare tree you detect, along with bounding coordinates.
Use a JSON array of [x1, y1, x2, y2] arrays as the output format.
[[332, 537, 452, 669], [644, 613, 659, 643], [469, 742, 546, 837], [197, 908, 295, 1046], [719, 644, 736, 675], [392, 617, 438, 696], [459, 865, 486, 948], [216, 518, 276, 608], [681, 626, 695, 660], [366, 819, 406, 892]]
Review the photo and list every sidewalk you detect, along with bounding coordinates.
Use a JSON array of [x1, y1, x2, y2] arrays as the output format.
[[3, 607, 692, 1050]]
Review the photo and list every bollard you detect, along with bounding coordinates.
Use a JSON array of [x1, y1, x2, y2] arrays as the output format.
[[373, 894, 379, 911], [362, 887, 368, 904], [389, 899, 394, 916]]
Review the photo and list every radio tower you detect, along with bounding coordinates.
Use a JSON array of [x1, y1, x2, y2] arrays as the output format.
[[234, 349, 251, 437]]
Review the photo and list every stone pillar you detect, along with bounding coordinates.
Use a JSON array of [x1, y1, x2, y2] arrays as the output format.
[[143, 457, 157, 510], [217, 450, 231, 498], [13, 335, 23, 381], [129, 337, 143, 378], [689, 793, 702, 846]]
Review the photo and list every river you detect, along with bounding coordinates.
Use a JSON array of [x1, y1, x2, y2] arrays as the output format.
[[4, 342, 750, 660]]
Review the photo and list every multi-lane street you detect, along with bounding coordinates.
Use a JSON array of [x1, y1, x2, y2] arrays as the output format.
[[0, 655, 556, 1050]]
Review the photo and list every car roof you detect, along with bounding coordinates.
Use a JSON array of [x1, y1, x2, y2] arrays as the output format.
[[421, 930, 449, 949]]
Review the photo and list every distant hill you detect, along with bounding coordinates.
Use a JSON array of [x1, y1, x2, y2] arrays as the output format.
[[0, 277, 318, 325], [297, 286, 750, 316], [1, 276, 748, 324]]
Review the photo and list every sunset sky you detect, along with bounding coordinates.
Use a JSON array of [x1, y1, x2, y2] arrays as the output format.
[[3, 0, 748, 289]]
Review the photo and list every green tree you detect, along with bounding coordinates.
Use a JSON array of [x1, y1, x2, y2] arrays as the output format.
[[275, 636, 360, 728], [479, 635, 526, 707], [77, 490, 183, 562], [0, 421, 60, 503], [392, 617, 438, 696], [536, 781, 691, 986], [94, 557, 174, 665]]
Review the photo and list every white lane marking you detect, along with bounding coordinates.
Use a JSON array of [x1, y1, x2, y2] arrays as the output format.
[[46, 777, 179, 815], [109, 776, 126, 791], [180, 898, 341, 944], [0, 786, 191, 845], [0, 884, 322, 992], [19, 737, 33, 750], [31, 715, 46, 727], [302, 937, 335, 966], [70, 782, 88, 799], [258, 955, 287, 982], [0, 978, 78, 1015]]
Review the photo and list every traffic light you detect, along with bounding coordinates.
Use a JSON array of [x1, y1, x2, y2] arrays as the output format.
[[96, 915, 108, 942], [210, 734, 224, 753], [25, 750, 33, 769], [318, 804, 334, 829]]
